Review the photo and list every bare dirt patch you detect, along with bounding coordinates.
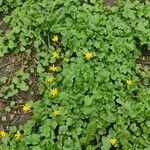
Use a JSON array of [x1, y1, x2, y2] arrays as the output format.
[[104, 0, 118, 6], [0, 51, 40, 130], [0, 14, 9, 33]]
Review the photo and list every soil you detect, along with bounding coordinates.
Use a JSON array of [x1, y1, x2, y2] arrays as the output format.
[[105, 0, 118, 5], [0, 51, 40, 130], [0, 14, 9, 33]]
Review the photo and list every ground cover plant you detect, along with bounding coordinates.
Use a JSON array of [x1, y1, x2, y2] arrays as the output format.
[[0, 0, 150, 149]]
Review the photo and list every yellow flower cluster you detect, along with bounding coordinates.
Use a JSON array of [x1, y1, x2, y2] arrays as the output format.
[[22, 103, 31, 112], [110, 137, 117, 145], [0, 130, 22, 141], [14, 130, 21, 141], [52, 51, 59, 59], [52, 110, 59, 117], [52, 35, 59, 43], [85, 52, 93, 60], [50, 88, 58, 96], [46, 76, 54, 83], [49, 64, 58, 72], [0, 130, 7, 138], [126, 79, 132, 86]]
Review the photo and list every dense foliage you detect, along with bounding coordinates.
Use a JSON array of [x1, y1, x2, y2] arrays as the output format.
[[0, 0, 150, 149]]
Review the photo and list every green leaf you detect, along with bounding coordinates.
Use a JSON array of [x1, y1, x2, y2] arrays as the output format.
[[13, 26, 20, 33], [4, 89, 18, 99], [49, 120, 58, 129], [84, 96, 93, 106], [59, 107, 68, 116], [37, 64, 44, 74], [0, 76, 7, 84], [81, 120, 97, 145], [24, 120, 36, 135], [34, 39, 42, 48], [32, 146, 43, 150], [24, 134, 40, 145], [101, 136, 111, 150], [59, 125, 68, 134], [144, 146, 150, 150], [12, 77, 20, 84], [17, 82, 29, 91], [22, 73, 30, 80], [0, 0, 3, 6], [0, 145, 9, 150], [39, 83, 45, 94], [86, 145, 95, 150], [16, 141, 28, 150], [5, 106, 11, 112], [8, 40, 16, 49], [16, 69, 24, 76]]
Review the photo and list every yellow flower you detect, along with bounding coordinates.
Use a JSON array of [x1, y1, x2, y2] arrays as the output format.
[[22, 103, 31, 112], [126, 80, 132, 86], [85, 52, 93, 60], [110, 137, 117, 145], [50, 88, 58, 96], [52, 35, 59, 43], [52, 110, 60, 117], [14, 130, 21, 141], [49, 64, 58, 72], [52, 51, 59, 59], [0, 130, 7, 138], [47, 77, 54, 83]]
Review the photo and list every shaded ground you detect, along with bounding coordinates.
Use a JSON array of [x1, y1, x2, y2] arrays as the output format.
[[0, 51, 40, 130], [0, 14, 9, 32], [105, 0, 118, 5], [137, 45, 150, 65]]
